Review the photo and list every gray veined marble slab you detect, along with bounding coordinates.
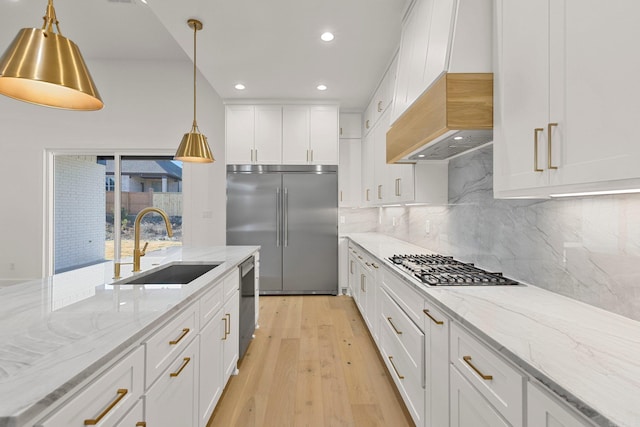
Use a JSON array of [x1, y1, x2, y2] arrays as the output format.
[[347, 232, 640, 427], [0, 245, 258, 427]]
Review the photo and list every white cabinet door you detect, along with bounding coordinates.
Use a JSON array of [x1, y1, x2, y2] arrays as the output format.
[[450, 366, 510, 427], [282, 106, 310, 164], [493, 0, 550, 195], [223, 289, 240, 383], [198, 312, 225, 427], [347, 248, 360, 299], [309, 106, 339, 164], [254, 106, 282, 164], [361, 133, 375, 206], [547, 0, 640, 189], [424, 301, 450, 427], [338, 138, 361, 207], [339, 113, 362, 139], [145, 337, 199, 427], [372, 115, 390, 204], [527, 382, 590, 427], [226, 105, 255, 164], [423, 0, 455, 86]]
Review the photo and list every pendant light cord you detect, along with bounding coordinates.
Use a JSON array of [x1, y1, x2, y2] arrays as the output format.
[[192, 22, 198, 130]]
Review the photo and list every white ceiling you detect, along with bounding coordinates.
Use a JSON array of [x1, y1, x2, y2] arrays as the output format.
[[0, 0, 407, 110]]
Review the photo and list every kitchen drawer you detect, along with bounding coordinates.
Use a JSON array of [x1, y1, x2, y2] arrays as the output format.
[[39, 346, 144, 427], [381, 268, 425, 330], [450, 323, 524, 427], [381, 288, 423, 367], [223, 269, 240, 303], [113, 398, 143, 427], [199, 280, 224, 330], [450, 365, 510, 427], [380, 314, 425, 426], [145, 303, 198, 389]]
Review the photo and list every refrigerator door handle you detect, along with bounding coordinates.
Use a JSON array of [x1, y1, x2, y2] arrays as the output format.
[[284, 187, 289, 247], [276, 188, 281, 247]]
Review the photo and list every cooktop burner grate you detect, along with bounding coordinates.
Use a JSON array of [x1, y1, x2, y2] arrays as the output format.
[[388, 254, 519, 286]]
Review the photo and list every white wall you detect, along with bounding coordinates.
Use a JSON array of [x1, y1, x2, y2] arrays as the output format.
[[0, 58, 226, 280]]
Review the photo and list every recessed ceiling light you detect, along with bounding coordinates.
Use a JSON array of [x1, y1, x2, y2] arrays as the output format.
[[320, 32, 334, 42], [234, 83, 246, 90], [317, 84, 327, 91]]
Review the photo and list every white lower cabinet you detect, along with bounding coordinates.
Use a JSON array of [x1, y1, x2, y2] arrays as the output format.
[[223, 288, 240, 382], [527, 382, 591, 427], [145, 337, 200, 427], [198, 304, 225, 427], [38, 347, 144, 427], [113, 399, 144, 427], [450, 366, 510, 427], [423, 299, 450, 427]]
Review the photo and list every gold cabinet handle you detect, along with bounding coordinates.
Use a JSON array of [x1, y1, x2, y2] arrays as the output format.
[[306, 149, 310, 162], [360, 274, 365, 292], [340, 191, 343, 202], [169, 357, 191, 377], [136, 423, 146, 427], [378, 184, 382, 200], [169, 328, 190, 345], [463, 355, 493, 380], [357, 255, 363, 260], [350, 260, 354, 274], [226, 313, 231, 335], [423, 309, 444, 325], [372, 263, 379, 269], [548, 122, 558, 170], [388, 356, 404, 379], [84, 389, 128, 425], [377, 101, 383, 112], [340, 127, 343, 136], [365, 262, 371, 267], [387, 317, 402, 335], [365, 188, 370, 201], [395, 178, 402, 196], [533, 128, 544, 172], [222, 316, 228, 340], [255, 149, 258, 163], [365, 119, 370, 129], [310, 150, 314, 163]]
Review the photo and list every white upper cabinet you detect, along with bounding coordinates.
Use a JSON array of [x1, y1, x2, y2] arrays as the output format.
[[339, 112, 362, 139], [364, 54, 399, 136], [226, 104, 339, 165], [226, 105, 255, 164], [494, 0, 640, 197], [282, 106, 310, 164], [255, 106, 283, 164]]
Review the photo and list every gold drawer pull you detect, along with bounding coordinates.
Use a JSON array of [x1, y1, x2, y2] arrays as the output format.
[[170, 357, 191, 377], [226, 313, 231, 335], [372, 263, 379, 269], [548, 122, 558, 170], [377, 100, 383, 112], [84, 389, 128, 425], [423, 309, 444, 325], [365, 119, 370, 129], [365, 262, 371, 266], [463, 356, 493, 380], [533, 128, 544, 172], [222, 316, 228, 340], [388, 356, 404, 379], [136, 423, 146, 427], [169, 328, 190, 345], [387, 317, 402, 335]]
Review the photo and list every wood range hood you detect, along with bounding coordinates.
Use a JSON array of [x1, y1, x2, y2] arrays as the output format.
[[386, 73, 493, 163]]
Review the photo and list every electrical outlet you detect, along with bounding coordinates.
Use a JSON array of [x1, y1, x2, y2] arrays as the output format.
[[425, 220, 431, 234]]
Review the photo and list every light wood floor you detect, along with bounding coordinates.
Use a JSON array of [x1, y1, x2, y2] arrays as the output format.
[[207, 296, 415, 427]]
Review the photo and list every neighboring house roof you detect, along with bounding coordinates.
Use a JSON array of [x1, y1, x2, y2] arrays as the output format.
[[104, 160, 182, 180]]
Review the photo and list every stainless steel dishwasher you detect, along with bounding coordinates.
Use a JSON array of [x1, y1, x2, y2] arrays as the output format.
[[239, 256, 255, 360]]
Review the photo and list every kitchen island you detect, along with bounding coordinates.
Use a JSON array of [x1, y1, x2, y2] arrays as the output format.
[[346, 232, 640, 427], [0, 245, 258, 427]]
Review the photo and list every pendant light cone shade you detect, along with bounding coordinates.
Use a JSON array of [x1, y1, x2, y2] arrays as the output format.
[[175, 19, 214, 163], [0, 1, 103, 110]]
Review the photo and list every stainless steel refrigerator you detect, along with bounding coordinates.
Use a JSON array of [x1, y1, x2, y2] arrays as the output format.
[[226, 165, 338, 295]]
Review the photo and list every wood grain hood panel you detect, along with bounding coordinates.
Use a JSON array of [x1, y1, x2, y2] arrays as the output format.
[[386, 73, 493, 163]]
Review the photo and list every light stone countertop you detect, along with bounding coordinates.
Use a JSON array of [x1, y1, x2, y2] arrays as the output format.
[[346, 233, 640, 427], [0, 245, 258, 427]]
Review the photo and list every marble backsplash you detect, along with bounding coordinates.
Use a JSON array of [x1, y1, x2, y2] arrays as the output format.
[[340, 145, 640, 322]]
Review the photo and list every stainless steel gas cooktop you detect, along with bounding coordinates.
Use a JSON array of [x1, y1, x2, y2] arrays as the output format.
[[388, 254, 520, 286]]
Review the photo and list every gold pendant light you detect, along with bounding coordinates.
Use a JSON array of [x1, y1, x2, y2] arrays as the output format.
[[175, 19, 214, 163], [0, 0, 103, 110]]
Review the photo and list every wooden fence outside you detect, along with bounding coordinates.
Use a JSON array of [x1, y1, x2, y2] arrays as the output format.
[[106, 192, 183, 217]]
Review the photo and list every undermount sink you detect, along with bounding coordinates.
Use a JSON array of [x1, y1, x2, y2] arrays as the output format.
[[121, 263, 221, 285]]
